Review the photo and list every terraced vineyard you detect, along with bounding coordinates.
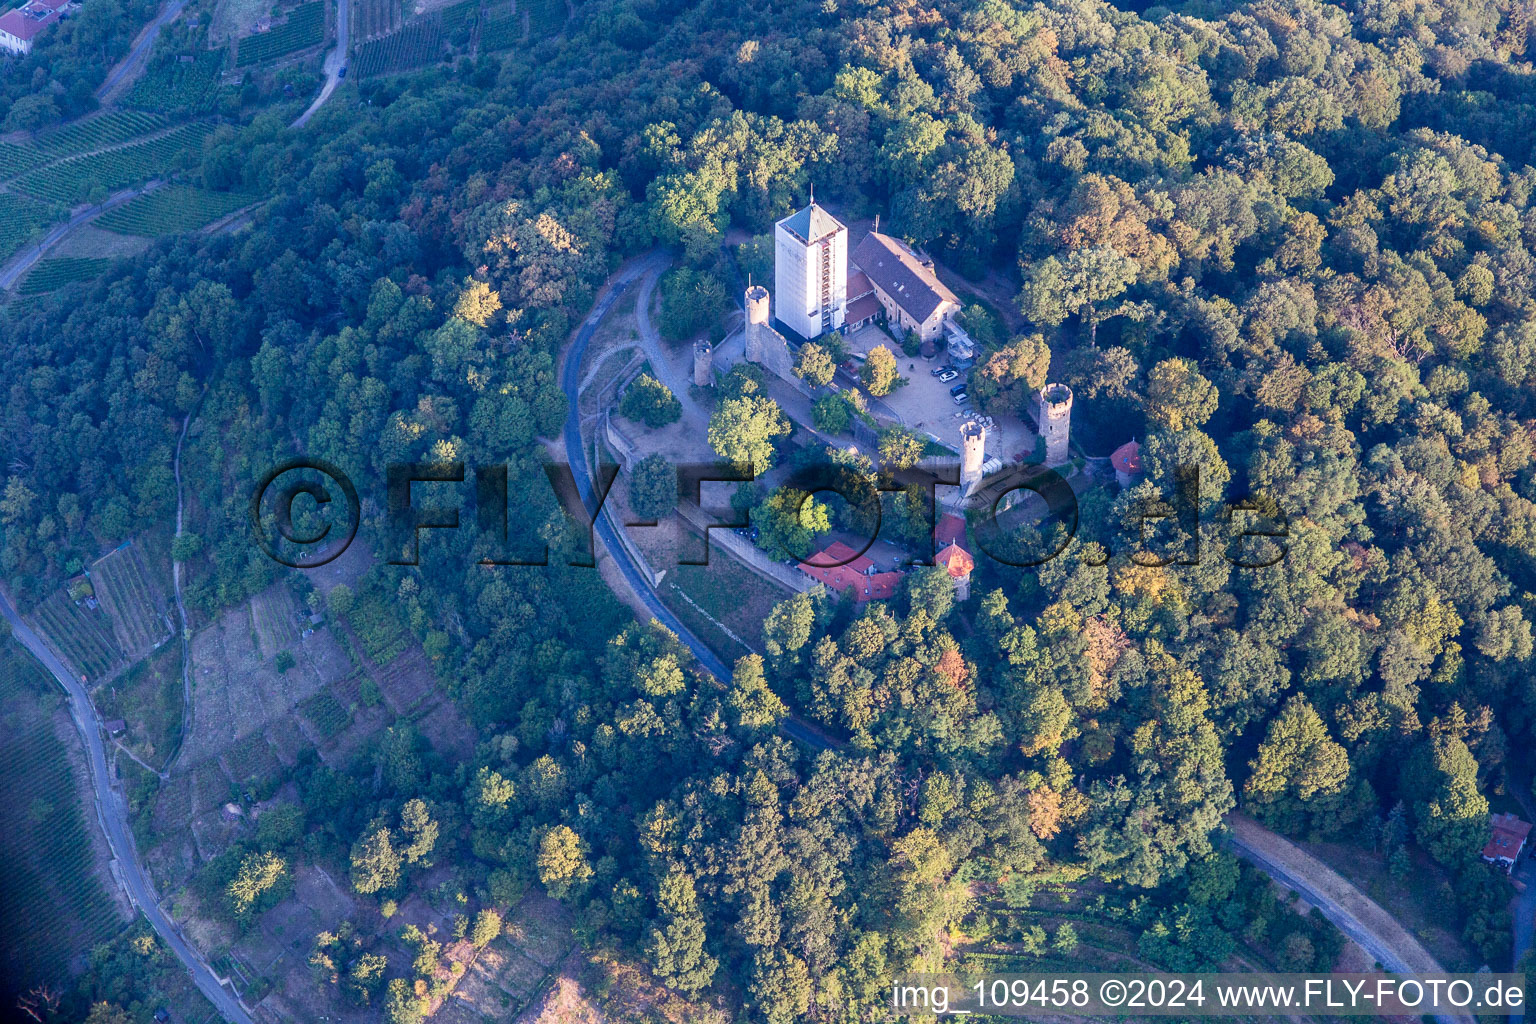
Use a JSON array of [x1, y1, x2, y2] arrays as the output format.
[[440, 0, 478, 37], [299, 688, 351, 739], [96, 185, 256, 236], [0, 192, 56, 262], [13, 122, 216, 204], [126, 50, 227, 113], [89, 542, 171, 662], [0, 142, 49, 180], [479, 7, 521, 51], [19, 257, 115, 295], [524, 0, 564, 36], [354, 13, 445, 77], [0, 649, 129, 984], [0, 111, 169, 184], [351, 0, 402, 41], [346, 588, 411, 665], [234, 0, 325, 67], [27, 590, 125, 681], [32, 111, 168, 157]]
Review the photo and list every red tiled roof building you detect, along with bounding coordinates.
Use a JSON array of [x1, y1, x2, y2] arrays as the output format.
[[0, 0, 71, 54], [798, 541, 903, 601], [1482, 812, 1532, 873]]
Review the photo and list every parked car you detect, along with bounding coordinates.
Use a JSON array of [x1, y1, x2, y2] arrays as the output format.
[[930, 364, 953, 377], [338, 65, 348, 78], [949, 382, 968, 396], [937, 370, 958, 383], [952, 391, 969, 405]]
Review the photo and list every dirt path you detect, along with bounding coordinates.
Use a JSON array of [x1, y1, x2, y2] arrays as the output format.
[[160, 396, 202, 776], [1227, 812, 1473, 1024]]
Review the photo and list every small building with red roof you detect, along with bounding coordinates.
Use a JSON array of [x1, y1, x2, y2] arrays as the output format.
[[1111, 439, 1143, 488], [935, 542, 974, 601], [1483, 812, 1532, 873], [932, 513, 973, 600]]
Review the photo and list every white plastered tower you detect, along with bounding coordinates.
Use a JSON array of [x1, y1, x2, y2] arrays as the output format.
[[773, 200, 847, 339]]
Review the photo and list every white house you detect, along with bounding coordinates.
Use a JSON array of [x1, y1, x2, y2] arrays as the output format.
[[0, 0, 71, 55]]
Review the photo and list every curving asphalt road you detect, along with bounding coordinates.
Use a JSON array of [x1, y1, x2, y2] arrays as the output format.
[[1227, 813, 1471, 1024], [0, 592, 254, 1024], [291, 0, 349, 129], [559, 254, 833, 752]]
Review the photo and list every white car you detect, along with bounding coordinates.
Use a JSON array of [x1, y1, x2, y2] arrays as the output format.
[[937, 370, 958, 383], [952, 391, 969, 405]]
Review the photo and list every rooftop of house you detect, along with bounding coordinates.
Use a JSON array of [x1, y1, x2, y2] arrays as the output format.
[[935, 513, 967, 550], [799, 540, 903, 601], [778, 202, 846, 245], [1483, 812, 1532, 861], [852, 230, 960, 325], [0, 2, 60, 39], [1111, 439, 1142, 474], [936, 542, 974, 578]]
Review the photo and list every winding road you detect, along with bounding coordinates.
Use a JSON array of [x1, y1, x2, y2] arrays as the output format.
[[0, 182, 161, 291], [291, 0, 350, 129], [1227, 813, 1471, 1024], [559, 254, 833, 751], [0, 593, 254, 1024]]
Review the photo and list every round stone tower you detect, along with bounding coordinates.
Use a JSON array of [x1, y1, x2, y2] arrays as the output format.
[[744, 285, 770, 363], [960, 418, 987, 496], [693, 338, 713, 387], [1039, 383, 1074, 468]]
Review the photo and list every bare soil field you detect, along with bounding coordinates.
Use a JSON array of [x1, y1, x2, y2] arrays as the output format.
[[179, 585, 351, 767]]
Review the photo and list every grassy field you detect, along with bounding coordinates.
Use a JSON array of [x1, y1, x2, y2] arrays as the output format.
[[662, 529, 788, 663], [96, 185, 256, 236], [13, 122, 216, 205], [0, 192, 57, 262], [234, 0, 326, 66], [0, 648, 129, 997], [93, 641, 185, 770], [19, 256, 115, 295]]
